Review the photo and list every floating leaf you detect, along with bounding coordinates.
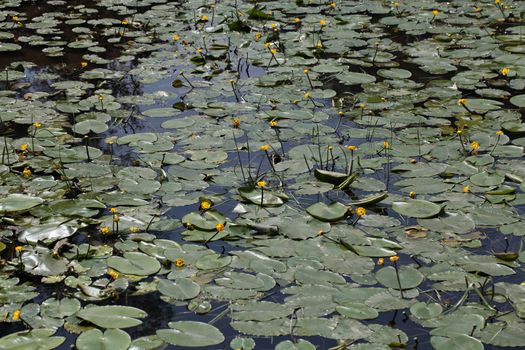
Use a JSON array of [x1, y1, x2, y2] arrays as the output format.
[[76, 305, 147, 329], [157, 321, 224, 347]]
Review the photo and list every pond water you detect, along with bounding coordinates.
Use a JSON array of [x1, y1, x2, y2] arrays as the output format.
[[1, 0, 525, 349]]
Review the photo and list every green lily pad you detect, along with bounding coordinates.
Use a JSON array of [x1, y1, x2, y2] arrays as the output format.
[[76, 305, 147, 329], [375, 266, 424, 290], [107, 252, 161, 276], [76, 329, 131, 350], [157, 321, 225, 347], [392, 200, 442, 218], [306, 202, 349, 222]]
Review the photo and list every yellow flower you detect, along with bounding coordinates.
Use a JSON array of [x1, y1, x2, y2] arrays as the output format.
[[255, 32, 262, 42], [316, 229, 325, 236], [495, 0, 501, 4], [32, 122, 42, 128], [456, 128, 463, 135], [98, 95, 104, 101], [475, 7, 482, 12], [383, 140, 391, 149], [496, 130, 504, 136], [269, 120, 278, 128], [109, 207, 118, 213], [432, 9, 440, 16], [358, 103, 366, 109], [338, 111, 344, 117], [356, 207, 366, 216], [232, 118, 241, 128], [294, 17, 301, 23], [463, 185, 470, 193], [329, 2, 336, 9], [304, 91, 311, 99], [81, 61, 88, 68], [377, 258, 384, 265], [347, 145, 358, 151], [303, 68, 310, 74], [121, 20, 128, 25], [200, 200, 212, 210], [409, 158, 417, 164], [22, 168, 31, 177], [100, 226, 111, 235], [316, 41, 323, 49], [107, 268, 120, 279], [12, 309, 21, 321], [270, 48, 278, 55], [11, 15, 19, 22], [175, 258, 185, 267], [457, 98, 467, 106], [215, 223, 225, 232], [172, 34, 180, 41], [129, 226, 140, 233], [200, 15, 209, 21], [319, 19, 327, 26], [470, 141, 480, 151], [20, 143, 29, 151], [393, 2, 400, 7], [113, 215, 120, 223], [271, 23, 278, 29], [15, 246, 23, 252], [264, 42, 270, 49], [196, 48, 203, 54], [257, 181, 266, 188], [260, 144, 270, 151], [389, 255, 399, 263], [500, 67, 510, 76], [409, 191, 416, 199]]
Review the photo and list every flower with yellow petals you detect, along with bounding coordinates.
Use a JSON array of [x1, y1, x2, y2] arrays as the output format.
[[215, 223, 225, 232], [257, 181, 266, 188], [496, 130, 504, 136], [269, 120, 278, 128], [475, 7, 482, 12], [303, 68, 310, 74], [383, 140, 391, 149], [463, 185, 470, 193], [107, 268, 120, 279], [409, 158, 417, 164], [271, 23, 278, 29], [304, 91, 311, 99], [356, 207, 366, 216], [432, 9, 440, 16], [200, 200, 212, 210], [172, 34, 180, 41], [232, 118, 241, 128], [121, 20, 129, 25], [260, 144, 269, 151], [389, 255, 399, 263], [316, 41, 323, 49], [409, 191, 416, 199], [377, 258, 384, 265], [20, 143, 29, 151], [100, 226, 111, 235], [130, 226, 141, 233], [500, 67, 510, 76], [329, 2, 336, 9], [113, 215, 120, 223], [319, 19, 327, 26], [196, 48, 203, 54], [359, 103, 366, 109], [347, 145, 358, 151], [12, 310, 21, 321], [175, 258, 185, 267], [200, 15, 209, 21], [109, 207, 118, 213], [15, 246, 23, 252], [294, 17, 301, 23], [270, 48, 278, 55], [81, 62, 88, 68], [11, 16, 19, 22], [264, 42, 270, 49], [32, 122, 42, 128], [22, 168, 31, 177], [255, 32, 262, 42], [495, 0, 501, 4], [470, 141, 480, 151], [457, 98, 467, 106]]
